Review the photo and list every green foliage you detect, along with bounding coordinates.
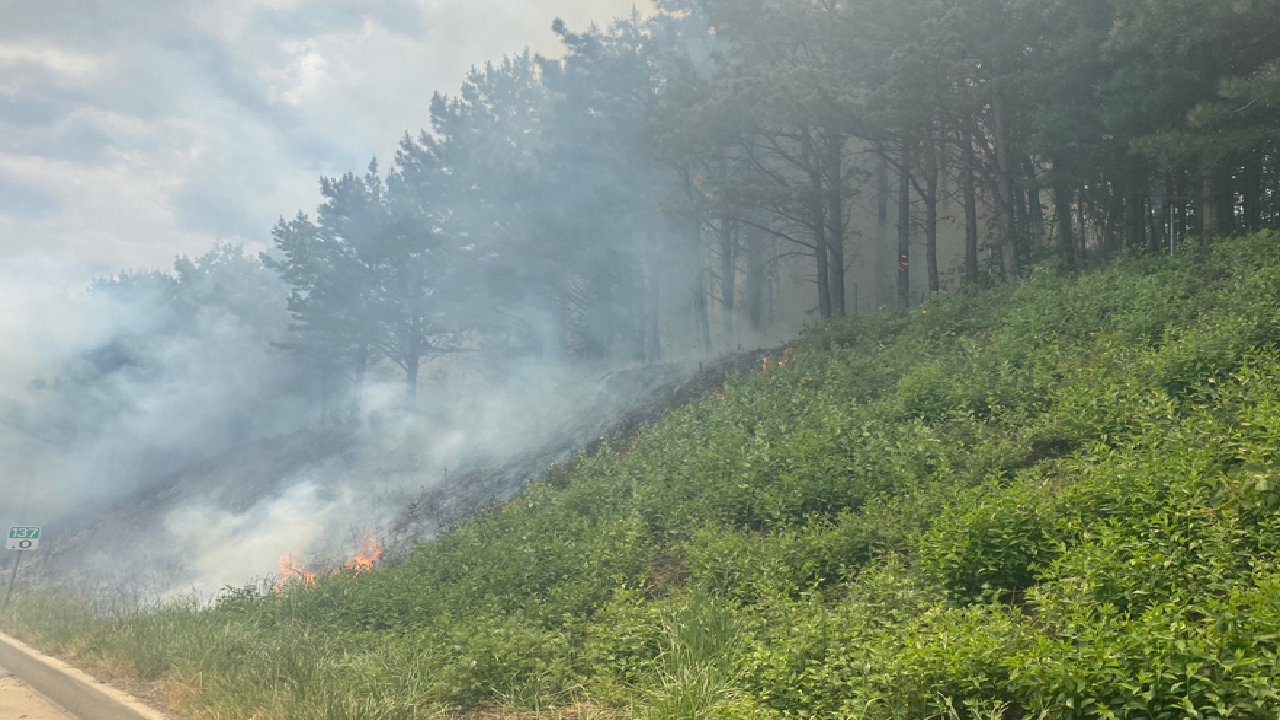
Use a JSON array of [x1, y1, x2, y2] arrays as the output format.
[[10, 234, 1280, 718], [921, 478, 1060, 603], [1008, 571, 1280, 719]]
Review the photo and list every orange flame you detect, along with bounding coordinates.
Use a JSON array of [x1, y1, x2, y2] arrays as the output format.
[[763, 354, 791, 371], [273, 534, 384, 594], [274, 553, 317, 593], [342, 534, 385, 572]]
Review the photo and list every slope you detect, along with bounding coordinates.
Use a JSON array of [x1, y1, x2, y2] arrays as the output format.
[[6, 232, 1280, 720], [31, 357, 764, 596]]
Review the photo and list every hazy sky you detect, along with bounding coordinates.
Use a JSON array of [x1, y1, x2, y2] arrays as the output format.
[[0, 0, 648, 288]]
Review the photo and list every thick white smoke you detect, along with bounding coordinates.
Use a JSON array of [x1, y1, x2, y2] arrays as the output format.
[[1, 0, 704, 600]]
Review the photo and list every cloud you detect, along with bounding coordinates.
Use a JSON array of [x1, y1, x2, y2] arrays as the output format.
[[0, 0, 649, 280], [0, 177, 60, 219]]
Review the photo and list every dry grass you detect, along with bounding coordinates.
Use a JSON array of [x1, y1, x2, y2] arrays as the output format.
[[48, 650, 188, 718]]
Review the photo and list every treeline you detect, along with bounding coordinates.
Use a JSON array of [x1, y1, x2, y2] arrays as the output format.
[[262, 0, 1280, 412]]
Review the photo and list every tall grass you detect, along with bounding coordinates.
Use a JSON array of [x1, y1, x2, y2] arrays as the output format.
[[640, 598, 741, 720]]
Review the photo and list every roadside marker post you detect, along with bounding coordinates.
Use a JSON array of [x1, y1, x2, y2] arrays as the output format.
[[5, 526, 39, 550], [4, 526, 40, 611]]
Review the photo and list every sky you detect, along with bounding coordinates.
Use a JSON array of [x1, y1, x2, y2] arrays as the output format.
[[0, 0, 649, 290]]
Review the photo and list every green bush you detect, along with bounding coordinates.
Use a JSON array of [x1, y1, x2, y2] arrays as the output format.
[[920, 478, 1061, 603]]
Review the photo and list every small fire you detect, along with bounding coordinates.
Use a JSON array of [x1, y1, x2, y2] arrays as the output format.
[[342, 534, 385, 572], [274, 553, 317, 593], [763, 353, 790, 372], [273, 534, 384, 594]]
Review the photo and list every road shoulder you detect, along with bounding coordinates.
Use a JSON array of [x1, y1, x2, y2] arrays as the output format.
[[0, 631, 173, 720]]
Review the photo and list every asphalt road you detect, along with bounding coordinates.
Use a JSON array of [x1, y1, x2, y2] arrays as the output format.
[[0, 666, 75, 719]]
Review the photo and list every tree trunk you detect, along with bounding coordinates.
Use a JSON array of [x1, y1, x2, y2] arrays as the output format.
[[1125, 191, 1143, 252], [814, 217, 833, 320], [877, 148, 894, 305], [993, 91, 1020, 280], [1217, 159, 1236, 236], [1200, 158, 1221, 246], [1265, 144, 1278, 229], [719, 209, 736, 345], [1103, 186, 1124, 260], [1024, 157, 1045, 251], [962, 130, 981, 284], [806, 138, 833, 320], [1173, 172, 1187, 254], [646, 228, 662, 363], [695, 243, 713, 355], [897, 141, 913, 309], [925, 137, 940, 294], [686, 166, 713, 355], [1149, 172, 1167, 255], [1076, 186, 1091, 268], [1053, 170, 1076, 271], [744, 224, 765, 332], [1242, 151, 1263, 233], [1015, 183, 1030, 267], [826, 131, 846, 318], [1124, 160, 1147, 252]]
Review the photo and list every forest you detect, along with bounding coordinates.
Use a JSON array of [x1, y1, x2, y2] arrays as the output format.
[[89, 0, 1280, 418]]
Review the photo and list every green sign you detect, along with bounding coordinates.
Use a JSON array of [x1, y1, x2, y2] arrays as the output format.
[[6, 526, 40, 550]]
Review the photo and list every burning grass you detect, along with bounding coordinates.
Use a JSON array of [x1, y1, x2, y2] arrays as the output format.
[[274, 553, 317, 592], [344, 534, 386, 572], [274, 534, 385, 593]]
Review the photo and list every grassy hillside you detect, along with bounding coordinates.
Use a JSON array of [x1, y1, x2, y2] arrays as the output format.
[[8, 233, 1280, 719]]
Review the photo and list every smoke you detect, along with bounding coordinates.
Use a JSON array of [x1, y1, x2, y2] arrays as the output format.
[[163, 482, 360, 594], [0, 261, 134, 524], [0, 252, 288, 528], [0, 235, 701, 599], [17, 341, 696, 598], [0, 0, 653, 274], [2, 0, 805, 602], [0, 242, 796, 599]]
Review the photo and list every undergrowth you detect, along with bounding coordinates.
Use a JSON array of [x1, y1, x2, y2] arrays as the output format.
[[6, 232, 1280, 719]]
